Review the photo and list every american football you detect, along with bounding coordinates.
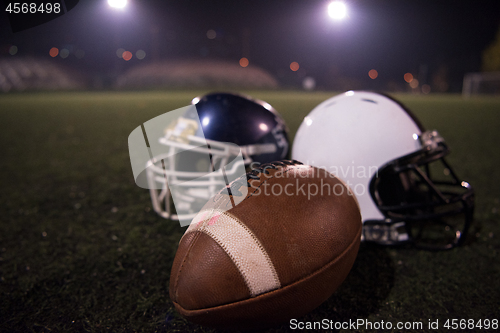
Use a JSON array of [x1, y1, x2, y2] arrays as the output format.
[[169, 160, 362, 329]]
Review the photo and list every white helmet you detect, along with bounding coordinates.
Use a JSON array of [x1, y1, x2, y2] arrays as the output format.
[[292, 91, 474, 249]]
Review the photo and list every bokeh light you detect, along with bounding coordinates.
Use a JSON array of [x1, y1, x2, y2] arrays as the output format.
[[49, 47, 59, 58], [404, 73, 413, 83], [290, 61, 299, 71], [116, 48, 125, 58], [368, 69, 378, 79], [206, 29, 216, 39], [60, 48, 69, 59], [328, 1, 347, 20], [303, 77, 316, 91], [239, 57, 249, 67], [122, 51, 132, 61], [136, 50, 146, 60], [422, 84, 431, 94], [9, 45, 18, 55]]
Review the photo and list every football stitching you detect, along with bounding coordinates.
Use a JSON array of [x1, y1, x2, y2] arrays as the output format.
[[173, 225, 362, 315], [222, 210, 281, 294], [193, 209, 281, 297]]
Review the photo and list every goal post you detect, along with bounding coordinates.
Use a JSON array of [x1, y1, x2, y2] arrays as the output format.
[[462, 71, 500, 97]]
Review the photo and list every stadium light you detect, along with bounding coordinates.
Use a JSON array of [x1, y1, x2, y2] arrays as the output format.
[[328, 1, 347, 20], [108, 0, 127, 9]]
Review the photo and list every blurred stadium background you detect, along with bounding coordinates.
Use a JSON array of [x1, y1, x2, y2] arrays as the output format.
[[1, 51, 499, 94], [1, 1, 500, 95]]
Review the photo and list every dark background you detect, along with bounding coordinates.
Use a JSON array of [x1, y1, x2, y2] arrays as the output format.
[[1, 0, 500, 91]]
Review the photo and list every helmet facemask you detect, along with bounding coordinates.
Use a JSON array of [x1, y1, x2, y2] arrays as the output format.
[[146, 124, 247, 225], [367, 131, 475, 249], [129, 93, 289, 226]]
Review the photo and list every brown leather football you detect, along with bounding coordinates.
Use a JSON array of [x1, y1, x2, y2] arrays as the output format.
[[169, 160, 362, 329]]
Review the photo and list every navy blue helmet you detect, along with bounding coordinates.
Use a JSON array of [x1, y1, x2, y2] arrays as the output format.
[[146, 92, 289, 221], [188, 92, 289, 165]]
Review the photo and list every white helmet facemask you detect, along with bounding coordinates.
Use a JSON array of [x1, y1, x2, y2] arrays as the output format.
[[128, 104, 248, 226]]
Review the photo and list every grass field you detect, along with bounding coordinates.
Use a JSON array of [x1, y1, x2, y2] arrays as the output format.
[[0, 90, 499, 332]]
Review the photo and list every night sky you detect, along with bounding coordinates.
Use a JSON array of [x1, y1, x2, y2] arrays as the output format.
[[1, 0, 499, 91]]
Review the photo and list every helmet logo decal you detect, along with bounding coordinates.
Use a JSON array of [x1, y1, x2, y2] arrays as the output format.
[[165, 117, 199, 143]]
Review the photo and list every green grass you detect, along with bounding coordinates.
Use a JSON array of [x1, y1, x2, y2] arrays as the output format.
[[0, 91, 499, 332]]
